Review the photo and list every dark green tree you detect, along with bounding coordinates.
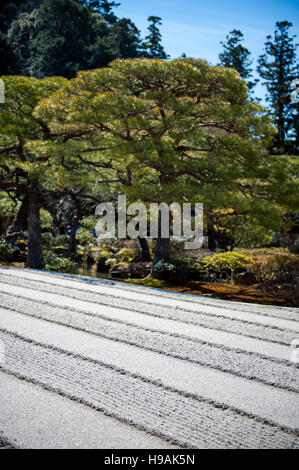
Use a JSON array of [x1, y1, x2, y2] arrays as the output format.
[[28, 0, 98, 78], [257, 21, 299, 152], [0, 0, 42, 32], [219, 29, 257, 91], [82, 0, 119, 24], [142, 16, 169, 59], [7, 9, 39, 76], [0, 31, 18, 74], [87, 14, 119, 69], [110, 18, 142, 58]]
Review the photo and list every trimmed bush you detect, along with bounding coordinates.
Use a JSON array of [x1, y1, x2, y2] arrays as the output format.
[[43, 253, 77, 274], [152, 257, 204, 283]]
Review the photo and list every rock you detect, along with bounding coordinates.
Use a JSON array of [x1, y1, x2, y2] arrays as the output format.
[[110, 262, 152, 279], [235, 271, 257, 286], [110, 264, 130, 278]]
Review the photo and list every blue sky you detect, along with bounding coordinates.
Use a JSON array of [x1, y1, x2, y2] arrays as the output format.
[[116, 0, 299, 101]]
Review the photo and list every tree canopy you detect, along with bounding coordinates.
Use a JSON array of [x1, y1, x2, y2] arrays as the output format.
[[219, 29, 257, 91], [257, 21, 299, 153], [32, 58, 293, 262]]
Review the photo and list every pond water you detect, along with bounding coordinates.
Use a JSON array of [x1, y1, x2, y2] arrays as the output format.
[[77, 264, 113, 280]]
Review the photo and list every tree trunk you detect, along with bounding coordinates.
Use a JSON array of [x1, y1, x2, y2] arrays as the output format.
[[153, 211, 170, 266], [69, 196, 82, 256], [207, 223, 217, 251], [27, 182, 42, 269], [153, 236, 170, 263], [8, 195, 28, 234], [138, 236, 151, 261]]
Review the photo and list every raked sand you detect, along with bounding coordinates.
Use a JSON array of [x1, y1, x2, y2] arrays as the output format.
[[0, 265, 298, 448]]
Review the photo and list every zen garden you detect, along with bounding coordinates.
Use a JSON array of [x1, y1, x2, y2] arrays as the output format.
[[0, 0, 298, 307]]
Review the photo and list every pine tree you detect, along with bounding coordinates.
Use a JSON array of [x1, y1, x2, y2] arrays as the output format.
[[257, 21, 299, 153], [142, 16, 169, 59], [0, 76, 66, 267], [219, 29, 257, 91], [82, 0, 119, 24], [35, 58, 281, 266], [110, 18, 142, 58], [28, 0, 99, 78], [7, 9, 39, 76], [0, 32, 18, 74]]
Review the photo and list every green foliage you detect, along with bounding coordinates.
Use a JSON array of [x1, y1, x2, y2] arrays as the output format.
[[219, 29, 257, 91], [40, 208, 53, 230], [29, 0, 98, 78], [142, 16, 169, 59], [43, 252, 77, 273], [77, 215, 97, 247], [110, 18, 142, 58], [77, 227, 95, 246], [1, 0, 163, 77], [257, 21, 298, 152], [41, 232, 54, 247], [0, 237, 14, 262], [0, 193, 20, 234], [289, 239, 299, 254], [7, 9, 38, 75], [253, 254, 299, 281], [115, 247, 135, 263], [52, 234, 69, 246], [80, 215, 97, 230], [152, 257, 203, 283], [105, 247, 135, 269], [203, 252, 253, 280]]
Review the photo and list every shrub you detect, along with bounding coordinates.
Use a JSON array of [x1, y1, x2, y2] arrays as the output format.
[[253, 254, 299, 282], [80, 215, 98, 230], [40, 209, 53, 230], [105, 247, 135, 270], [259, 273, 299, 307], [53, 234, 69, 247], [203, 252, 253, 281], [0, 237, 14, 262], [41, 232, 54, 248], [77, 227, 95, 246], [43, 253, 78, 274], [115, 247, 135, 263], [289, 239, 299, 254], [152, 257, 204, 283]]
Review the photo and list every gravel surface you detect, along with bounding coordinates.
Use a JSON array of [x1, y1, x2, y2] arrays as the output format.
[[0, 266, 298, 449]]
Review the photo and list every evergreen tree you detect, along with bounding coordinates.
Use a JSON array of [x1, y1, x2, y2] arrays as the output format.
[[110, 18, 142, 58], [142, 16, 169, 59], [82, 0, 120, 24], [219, 29, 257, 91], [35, 58, 284, 266], [0, 31, 18, 74], [87, 15, 119, 69], [257, 21, 299, 152], [28, 0, 98, 78], [7, 9, 39, 76], [0, 76, 66, 267]]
